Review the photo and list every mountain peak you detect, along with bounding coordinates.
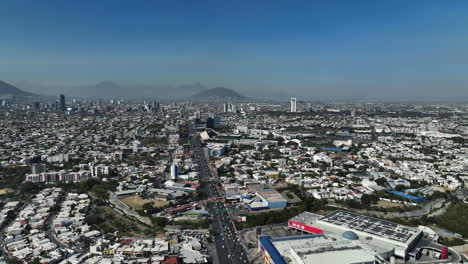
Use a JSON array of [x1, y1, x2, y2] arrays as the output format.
[[192, 87, 244, 101]]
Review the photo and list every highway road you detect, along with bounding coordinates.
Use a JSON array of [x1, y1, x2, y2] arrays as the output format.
[[189, 125, 249, 264]]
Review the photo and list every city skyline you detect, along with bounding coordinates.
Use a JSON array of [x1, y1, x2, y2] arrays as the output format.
[[2, 2, 468, 263], [1, 0, 468, 101]]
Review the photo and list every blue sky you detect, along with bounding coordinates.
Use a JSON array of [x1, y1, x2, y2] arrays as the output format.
[[1, 0, 468, 100]]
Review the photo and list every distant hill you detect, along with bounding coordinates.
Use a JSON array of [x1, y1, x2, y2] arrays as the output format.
[[7, 80, 249, 100], [15, 81, 65, 96], [67, 81, 128, 98], [65, 81, 206, 99], [0, 80, 33, 96], [192, 87, 245, 101]]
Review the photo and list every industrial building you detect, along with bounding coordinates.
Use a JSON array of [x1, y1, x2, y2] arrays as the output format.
[[246, 185, 288, 210]]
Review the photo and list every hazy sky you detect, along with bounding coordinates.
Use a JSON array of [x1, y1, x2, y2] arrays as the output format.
[[1, 0, 468, 100]]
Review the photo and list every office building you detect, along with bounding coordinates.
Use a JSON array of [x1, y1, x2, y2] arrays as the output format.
[[170, 164, 178, 180], [213, 115, 221, 128], [207, 115, 221, 129], [206, 117, 214, 129], [31, 163, 46, 174], [223, 103, 237, 113], [59, 94, 66, 111], [290, 97, 297, 112]]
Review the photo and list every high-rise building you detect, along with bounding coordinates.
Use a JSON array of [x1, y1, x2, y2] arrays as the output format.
[[206, 117, 214, 129], [59, 94, 66, 111], [31, 163, 46, 174], [230, 104, 237, 113], [213, 115, 221, 128], [170, 164, 178, 180], [290, 97, 297, 112]]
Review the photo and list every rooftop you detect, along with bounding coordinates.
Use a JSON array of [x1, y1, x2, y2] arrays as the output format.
[[250, 185, 287, 203], [261, 235, 377, 264], [289, 211, 323, 227], [319, 210, 420, 244]]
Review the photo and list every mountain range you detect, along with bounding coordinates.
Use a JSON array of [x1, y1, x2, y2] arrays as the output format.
[[192, 87, 245, 101], [10, 80, 248, 101], [0, 80, 33, 96]]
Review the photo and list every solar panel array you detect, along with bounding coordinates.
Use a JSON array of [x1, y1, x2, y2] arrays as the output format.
[[320, 210, 417, 243]]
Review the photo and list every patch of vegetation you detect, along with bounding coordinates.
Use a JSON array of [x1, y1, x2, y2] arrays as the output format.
[[140, 136, 168, 146], [151, 217, 169, 227], [375, 178, 387, 187], [86, 206, 151, 237], [172, 219, 209, 229], [0, 166, 29, 189], [438, 237, 466, 247], [432, 201, 468, 238], [6, 257, 22, 264], [53, 178, 117, 195]]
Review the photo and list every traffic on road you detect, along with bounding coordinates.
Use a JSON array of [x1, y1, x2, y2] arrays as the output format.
[[190, 125, 249, 264]]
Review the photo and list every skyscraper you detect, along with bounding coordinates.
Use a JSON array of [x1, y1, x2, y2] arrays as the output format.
[[59, 94, 66, 111], [290, 97, 297, 112], [170, 163, 178, 180]]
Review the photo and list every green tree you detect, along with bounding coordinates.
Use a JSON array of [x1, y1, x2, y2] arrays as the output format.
[[85, 214, 103, 225], [361, 194, 379, 207], [151, 217, 169, 227], [142, 202, 154, 211], [375, 178, 387, 187], [30, 258, 41, 264], [6, 257, 21, 264]]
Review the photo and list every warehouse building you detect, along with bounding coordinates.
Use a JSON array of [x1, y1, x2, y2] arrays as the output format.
[[250, 185, 288, 209]]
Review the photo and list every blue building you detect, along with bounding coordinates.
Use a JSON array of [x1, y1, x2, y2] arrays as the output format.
[[252, 185, 288, 209]]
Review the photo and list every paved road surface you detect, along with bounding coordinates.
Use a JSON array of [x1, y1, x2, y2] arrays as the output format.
[[190, 124, 249, 264]]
